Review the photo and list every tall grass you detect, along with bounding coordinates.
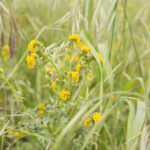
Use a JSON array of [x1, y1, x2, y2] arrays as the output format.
[[0, 0, 150, 150]]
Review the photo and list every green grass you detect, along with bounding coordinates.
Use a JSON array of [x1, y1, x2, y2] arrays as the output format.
[[0, 0, 150, 150]]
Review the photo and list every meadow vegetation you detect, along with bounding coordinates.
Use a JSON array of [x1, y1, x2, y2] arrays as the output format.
[[0, 0, 150, 149]]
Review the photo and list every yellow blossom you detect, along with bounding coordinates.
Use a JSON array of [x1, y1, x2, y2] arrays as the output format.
[[14, 132, 19, 136], [74, 56, 79, 62], [72, 72, 79, 82], [1, 51, 7, 58], [73, 44, 77, 49], [28, 40, 42, 52], [8, 130, 13, 135], [60, 89, 70, 100], [69, 2, 73, 7], [119, 6, 124, 12], [84, 117, 92, 127], [110, 94, 115, 100], [79, 42, 84, 48], [52, 80, 57, 89], [68, 34, 80, 45], [88, 72, 93, 80], [92, 112, 101, 123], [3, 45, 9, 51], [68, 72, 72, 76], [31, 53, 39, 58], [81, 45, 90, 52], [0, 67, 4, 73], [38, 109, 44, 115], [66, 55, 71, 59], [98, 53, 103, 62], [26, 54, 35, 69], [76, 63, 81, 72], [45, 67, 52, 72], [38, 104, 46, 109], [17, 133, 23, 137]]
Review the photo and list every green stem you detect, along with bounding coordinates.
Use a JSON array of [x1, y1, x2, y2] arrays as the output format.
[[122, 0, 144, 78], [0, 74, 27, 112], [36, 60, 55, 92], [109, 1, 118, 61], [39, 50, 63, 87]]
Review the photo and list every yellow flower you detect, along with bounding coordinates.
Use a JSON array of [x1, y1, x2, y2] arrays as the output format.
[[110, 94, 115, 100], [92, 112, 101, 123], [88, 72, 93, 78], [31, 53, 39, 58], [88, 72, 93, 80], [3, 45, 9, 51], [69, 2, 73, 8], [84, 117, 92, 127], [76, 64, 81, 72], [38, 110, 44, 115], [68, 34, 80, 45], [79, 42, 84, 48], [119, 6, 124, 12], [38, 104, 46, 109], [81, 45, 90, 52], [0, 67, 4, 73], [52, 80, 57, 89], [28, 40, 42, 52], [14, 132, 19, 136], [72, 72, 79, 82], [26, 54, 35, 69], [74, 56, 79, 62], [68, 72, 72, 76], [1, 51, 7, 58], [45, 67, 52, 72], [66, 55, 71, 59], [8, 130, 13, 135], [98, 53, 103, 62], [17, 133, 23, 137], [60, 89, 70, 100]]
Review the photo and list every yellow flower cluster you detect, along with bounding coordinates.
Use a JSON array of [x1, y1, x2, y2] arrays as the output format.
[[92, 112, 101, 123], [119, 6, 124, 12], [26, 54, 35, 69], [45, 67, 52, 72], [88, 72, 93, 80], [98, 53, 103, 62], [38, 103, 46, 115], [68, 34, 80, 45], [60, 89, 70, 100], [72, 72, 79, 82], [109, 94, 115, 100], [81, 45, 90, 52], [76, 63, 81, 72], [26, 40, 42, 69], [1, 45, 9, 58], [74, 56, 79, 62], [28, 40, 42, 52], [67, 63, 81, 82], [84, 118, 92, 127], [84, 112, 101, 127], [68, 33, 91, 55], [0, 67, 4, 73], [69, 2, 73, 8], [8, 130, 23, 137], [52, 80, 57, 89]]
